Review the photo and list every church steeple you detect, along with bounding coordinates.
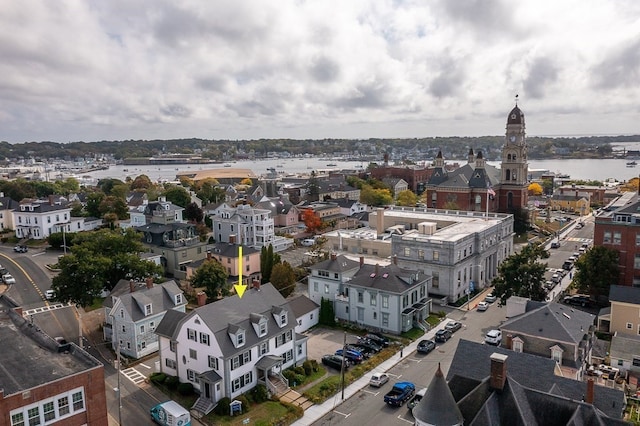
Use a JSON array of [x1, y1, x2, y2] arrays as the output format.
[[499, 101, 529, 211], [428, 150, 447, 185], [467, 147, 475, 164]]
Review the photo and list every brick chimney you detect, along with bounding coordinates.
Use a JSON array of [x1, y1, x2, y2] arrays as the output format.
[[360, 256, 364, 267], [505, 334, 513, 350], [197, 291, 207, 307], [253, 280, 261, 290], [229, 234, 236, 245], [331, 252, 337, 261], [585, 378, 595, 404], [146, 277, 154, 289], [376, 208, 384, 235], [393, 254, 397, 265], [489, 352, 508, 391], [129, 279, 135, 293]]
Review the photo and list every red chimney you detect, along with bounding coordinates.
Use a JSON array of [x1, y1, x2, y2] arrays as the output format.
[[197, 291, 207, 306], [146, 277, 154, 289], [331, 253, 337, 261], [506, 334, 513, 350], [586, 378, 595, 404], [489, 353, 508, 391], [253, 280, 261, 290], [129, 280, 135, 293], [360, 256, 364, 267]]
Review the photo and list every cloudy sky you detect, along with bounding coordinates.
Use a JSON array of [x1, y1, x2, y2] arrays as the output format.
[[1, 0, 639, 143]]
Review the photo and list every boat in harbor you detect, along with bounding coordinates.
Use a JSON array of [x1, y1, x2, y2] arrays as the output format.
[[327, 163, 337, 167], [626, 161, 637, 167]]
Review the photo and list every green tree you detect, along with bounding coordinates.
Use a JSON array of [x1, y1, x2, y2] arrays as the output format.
[[131, 174, 153, 190], [307, 171, 320, 202], [360, 185, 393, 206], [86, 192, 105, 217], [573, 246, 619, 300], [164, 185, 191, 207], [190, 259, 230, 301], [270, 261, 296, 298], [493, 244, 549, 303], [396, 190, 418, 206], [97, 178, 125, 195], [50, 228, 162, 306], [260, 244, 280, 284]]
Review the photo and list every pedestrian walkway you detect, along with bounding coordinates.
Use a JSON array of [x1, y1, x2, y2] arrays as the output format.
[[291, 322, 451, 426]]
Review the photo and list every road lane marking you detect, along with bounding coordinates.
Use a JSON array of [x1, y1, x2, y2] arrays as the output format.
[[333, 410, 351, 418], [397, 414, 414, 424], [139, 363, 151, 369], [361, 389, 379, 396], [122, 367, 146, 385], [387, 373, 402, 378]]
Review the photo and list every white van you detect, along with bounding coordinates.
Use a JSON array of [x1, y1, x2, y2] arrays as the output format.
[[301, 239, 315, 247]]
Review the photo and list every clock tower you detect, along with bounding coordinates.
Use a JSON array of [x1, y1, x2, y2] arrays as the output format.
[[499, 103, 529, 212]]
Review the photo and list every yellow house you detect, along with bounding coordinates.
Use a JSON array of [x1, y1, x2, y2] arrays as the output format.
[[550, 193, 590, 215]]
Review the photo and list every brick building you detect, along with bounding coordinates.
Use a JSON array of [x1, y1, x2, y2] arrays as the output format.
[[0, 297, 108, 426], [424, 103, 529, 214], [594, 191, 640, 286], [370, 164, 432, 194]]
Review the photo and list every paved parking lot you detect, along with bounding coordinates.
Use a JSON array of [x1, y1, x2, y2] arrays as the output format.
[[304, 327, 352, 365]]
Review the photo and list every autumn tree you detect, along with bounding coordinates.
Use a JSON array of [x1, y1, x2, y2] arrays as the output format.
[[573, 246, 619, 300], [396, 189, 418, 206], [302, 209, 323, 234], [271, 261, 296, 298], [492, 244, 549, 303], [184, 202, 204, 223], [528, 182, 543, 195], [190, 258, 230, 301], [131, 174, 153, 190], [99, 195, 129, 219], [240, 178, 253, 186], [360, 185, 393, 206]]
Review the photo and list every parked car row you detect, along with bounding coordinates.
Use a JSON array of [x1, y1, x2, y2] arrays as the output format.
[[324, 332, 392, 373]]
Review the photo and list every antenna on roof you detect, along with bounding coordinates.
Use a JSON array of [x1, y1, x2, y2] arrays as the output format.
[[515, 93, 519, 105]]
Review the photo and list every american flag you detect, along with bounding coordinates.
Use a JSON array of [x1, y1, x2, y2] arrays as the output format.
[[487, 186, 496, 198]]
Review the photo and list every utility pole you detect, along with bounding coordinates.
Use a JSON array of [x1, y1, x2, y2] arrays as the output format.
[[340, 331, 346, 400], [111, 314, 122, 425]]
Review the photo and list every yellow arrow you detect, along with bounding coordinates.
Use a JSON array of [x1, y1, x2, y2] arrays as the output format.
[[234, 246, 248, 298]]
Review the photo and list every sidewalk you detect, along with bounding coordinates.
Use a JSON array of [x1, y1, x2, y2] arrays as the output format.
[[291, 322, 450, 426]]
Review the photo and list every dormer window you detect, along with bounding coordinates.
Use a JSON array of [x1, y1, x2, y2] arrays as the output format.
[[175, 294, 183, 305], [259, 322, 267, 336], [280, 312, 287, 326], [550, 345, 563, 364], [237, 331, 245, 346], [145, 304, 152, 316], [512, 337, 523, 353]]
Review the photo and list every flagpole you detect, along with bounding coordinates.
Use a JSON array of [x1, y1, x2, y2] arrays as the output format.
[[485, 190, 489, 220]]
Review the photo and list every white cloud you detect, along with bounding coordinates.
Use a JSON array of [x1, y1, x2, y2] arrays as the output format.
[[0, 0, 639, 142]]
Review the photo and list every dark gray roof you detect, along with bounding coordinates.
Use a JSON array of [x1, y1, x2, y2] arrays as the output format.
[[333, 198, 361, 208], [286, 295, 319, 318], [312, 254, 360, 274], [500, 302, 594, 345], [254, 197, 296, 215], [104, 280, 185, 322], [413, 363, 463, 425], [0, 296, 102, 396], [447, 340, 626, 420], [429, 162, 501, 189], [0, 196, 20, 210], [179, 283, 296, 358], [552, 193, 589, 201], [208, 242, 259, 258], [609, 285, 640, 304], [348, 263, 429, 294], [155, 309, 187, 338]]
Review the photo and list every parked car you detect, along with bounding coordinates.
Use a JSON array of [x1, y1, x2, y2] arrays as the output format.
[[384, 381, 415, 406], [322, 354, 350, 370], [2, 274, 16, 285], [301, 238, 316, 247], [434, 329, 452, 343], [369, 372, 390, 387], [13, 245, 28, 253], [347, 344, 374, 358], [335, 348, 364, 364], [407, 387, 428, 412], [445, 321, 462, 333], [485, 329, 502, 346], [416, 339, 436, 354], [563, 294, 593, 307], [575, 222, 584, 229], [356, 337, 383, 352], [484, 293, 497, 303], [363, 333, 390, 347], [477, 301, 489, 311], [562, 261, 574, 271], [45, 289, 56, 300], [550, 241, 561, 249]]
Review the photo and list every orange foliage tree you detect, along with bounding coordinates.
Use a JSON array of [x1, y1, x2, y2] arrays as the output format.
[[302, 209, 323, 234]]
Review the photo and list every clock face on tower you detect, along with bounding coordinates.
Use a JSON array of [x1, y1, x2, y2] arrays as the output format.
[[510, 135, 516, 142]]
